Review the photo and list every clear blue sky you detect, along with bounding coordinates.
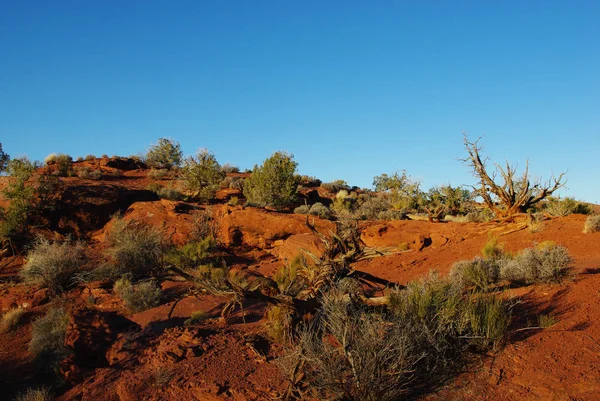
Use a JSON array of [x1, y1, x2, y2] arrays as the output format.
[[1, 1, 599, 202]]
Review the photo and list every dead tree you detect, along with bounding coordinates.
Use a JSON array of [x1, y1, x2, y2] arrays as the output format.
[[462, 136, 566, 218]]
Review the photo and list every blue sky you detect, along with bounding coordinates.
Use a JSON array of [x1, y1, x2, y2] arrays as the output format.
[[1, 1, 599, 201]]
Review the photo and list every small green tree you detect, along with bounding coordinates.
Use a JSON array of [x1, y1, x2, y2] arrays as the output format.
[[0, 143, 9, 172], [373, 170, 421, 212], [243, 151, 299, 209], [145, 138, 183, 169], [180, 149, 225, 202]]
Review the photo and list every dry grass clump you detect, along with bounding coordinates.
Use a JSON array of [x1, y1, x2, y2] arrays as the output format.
[[583, 215, 600, 233], [104, 216, 164, 279], [21, 237, 85, 295], [13, 387, 53, 401], [0, 307, 26, 333], [29, 307, 70, 360], [114, 278, 162, 313], [273, 254, 306, 297]]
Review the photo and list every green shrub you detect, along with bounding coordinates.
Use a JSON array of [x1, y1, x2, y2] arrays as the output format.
[[464, 296, 510, 351], [265, 305, 293, 344], [155, 186, 184, 201], [0, 307, 25, 333], [221, 175, 244, 190], [0, 157, 36, 240], [75, 166, 101, 180], [293, 205, 309, 215], [104, 216, 164, 279], [308, 202, 332, 219], [481, 237, 505, 260], [243, 151, 299, 209], [180, 149, 225, 202], [583, 215, 600, 233], [321, 180, 350, 193], [165, 236, 216, 269], [544, 196, 592, 216], [29, 308, 70, 360], [21, 237, 85, 295], [0, 142, 9, 172], [45, 153, 73, 176], [145, 138, 183, 169], [114, 278, 162, 313]]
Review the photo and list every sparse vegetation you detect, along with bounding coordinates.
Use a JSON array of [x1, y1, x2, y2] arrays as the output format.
[[145, 138, 183, 170], [544, 196, 591, 216], [293, 204, 309, 215], [13, 387, 53, 401], [147, 168, 169, 180], [308, 202, 332, 219], [74, 166, 102, 180], [0, 307, 26, 333], [221, 163, 240, 174], [583, 215, 600, 233], [21, 237, 85, 295], [45, 153, 73, 176], [114, 278, 162, 313], [29, 307, 70, 361], [243, 151, 299, 209], [184, 310, 209, 326]]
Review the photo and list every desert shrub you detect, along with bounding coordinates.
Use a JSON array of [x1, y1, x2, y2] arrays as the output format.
[[29, 308, 70, 361], [228, 196, 239, 206], [84, 154, 95, 161], [450, 258, 500, 292], [273, 254, 306, 296], [221, 175, 243, 190], [165, 236, 216, 269], [75, 166, 101, 180], [321, 180, 350, 193], [180, 149, 225, 202], [464, 296, 510, 351], [184, 310, 208, 326], [0, 142, 9, 172], [0, 157, 36, 240], [243, 151, 299, 209], [14, 387, 53, 401], [104, 216, 164, 279], [298, 175, 322, 187], [189, 209, 219, 242], [145, 138, 183, 169], [308, 202, 332, 219], [75, 156, 83, 162], [220, 163, 240, 174], [266, 305, 293, 344], [373, 170, 421, 212], [293, 205, 309, 215], [583, 215, 600, 233], [499, 243, 571, 284], [464, 208, 495, 222], [114, 278, 162, 313], [21, 237, 85, 295], [354, 195, 404, 220], [147, 168, 169, 180], [155, 186, 184, 201], [45, 153, 73, 176], [481, 237, 505, 260], [0, 307, 26, 333], [544, 196, 592, 217]]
